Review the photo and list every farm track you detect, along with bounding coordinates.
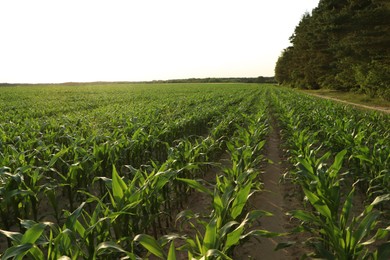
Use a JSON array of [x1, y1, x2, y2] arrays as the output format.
[[305, 92, 390, 114], [157, 117, 303, 259], [234, 114, 306, 259]]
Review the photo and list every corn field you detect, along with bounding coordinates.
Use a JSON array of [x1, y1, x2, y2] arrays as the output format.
[[0, 83, 389, 259]]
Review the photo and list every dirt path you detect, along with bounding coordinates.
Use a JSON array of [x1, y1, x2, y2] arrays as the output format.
[[306, 93, 390, 114], [157, 117, 308, 259], [233, 116, 306, 259]]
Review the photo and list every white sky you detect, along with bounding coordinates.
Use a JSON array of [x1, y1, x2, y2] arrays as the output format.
[[0, 0, 319, 83]]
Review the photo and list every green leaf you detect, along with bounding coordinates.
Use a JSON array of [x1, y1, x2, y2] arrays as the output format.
[[290, 210, 320, 224], [219, 221, 238, 239], [97, 241, 129, 255], [206, 249, 233, 260], [175, 210, 196, 222], [370, 194, 390, 206], [159, 234, 182, 248], [7, 189, 35, 199], [303, 188, 332, 220], [21, 222, 46, 244], [20, 219, 38, 229], [195, 234, 202, 253], [167, 241, 176, 260], [340, 188, 354, 228], [27, 246, 44, 260], [247, 210, 273, 222], [48, 147, 69, 168], [353, 210, 380, 245], [1, 244, 33, 260], [296, 157, 314, 175], [53, 229, 73, 254], [65, 202, 85, 233], [176, 178, 213, 197], [112, 165, 127, 201], [224, 221, 245, 251], [275, 241, 295, 251], [213, 192, 224, 216], [203, 218, 217, 254], [154, 170, 175, 190], [329, 149, 347, 176], [242, 229, 281, 239], [134, 234, 164, 259], [231, 182, 251, 219], [0, 229, 23, 243]]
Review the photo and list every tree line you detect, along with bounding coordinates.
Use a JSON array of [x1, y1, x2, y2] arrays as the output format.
[[1, 77, 276, 86], [275, 0, 390, 100], [151, 76, 276, 84]]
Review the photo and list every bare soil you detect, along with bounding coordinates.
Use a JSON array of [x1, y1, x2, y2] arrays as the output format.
[[233, 117, 307, 260], [168, 117, 309, 259]]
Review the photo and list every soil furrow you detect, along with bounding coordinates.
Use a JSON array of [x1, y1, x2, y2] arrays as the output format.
[[233, 115, 305, 259]]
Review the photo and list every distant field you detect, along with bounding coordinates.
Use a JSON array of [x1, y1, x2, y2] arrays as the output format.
[[0, 83, 389, 259]]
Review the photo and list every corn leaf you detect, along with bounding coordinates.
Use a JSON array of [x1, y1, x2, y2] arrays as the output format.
[[329, 149, 347, 178], [134, 234, 164, 259], [154, 170, 175, 190], [231, 182, 252, 219], [21, 222, 46, 244], [176, 178, 213, 196], [202, 218, 217, 254], [65, 202, 85, 232], [340, 188, 354, 229], [219, 221, 238, 239], [213, 193, 224, 216], [353, 210, 380, 245], [112, 165, 127, 201], [1, 244, 32, 260], [224, 221, 245, 251], [48, 147, 69, 168], [275, 241, 295, 251], [247, 210, 273, 222], [206, 249, 233, 260], [0, 230, 22, 243], [290, 210, 320, 224], [242, 229, 281, 239], [27, 246, 44, 260], [167, 241, 177, 260], [303, 188, 332, 220], [371, 194, 390, 206], [97, 241, 128, 254]]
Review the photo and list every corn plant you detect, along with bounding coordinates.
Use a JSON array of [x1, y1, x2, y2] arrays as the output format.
[[269, 86, 390, 259], [1, 83, 389, 259], [134, 105, 278, 259], [291, 188, 390, 259], [270, 86, 390, 200]]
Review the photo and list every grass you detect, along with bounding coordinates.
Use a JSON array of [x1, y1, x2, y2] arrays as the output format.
[[301, 89, 390, 109]]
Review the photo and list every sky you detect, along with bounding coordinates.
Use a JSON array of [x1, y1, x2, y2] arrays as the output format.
[[0, 0, 319, 83]]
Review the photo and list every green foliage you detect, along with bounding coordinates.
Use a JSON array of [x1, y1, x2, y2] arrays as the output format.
[[0, 83, 272, 259], [271, 86, 390, 259], [0, 84, 388, 259], [275, 0, 390, 98]]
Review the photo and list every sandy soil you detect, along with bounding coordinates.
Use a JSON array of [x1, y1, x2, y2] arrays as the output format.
[[233, 117, 307, 260], [168, 116, 309, 259]]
